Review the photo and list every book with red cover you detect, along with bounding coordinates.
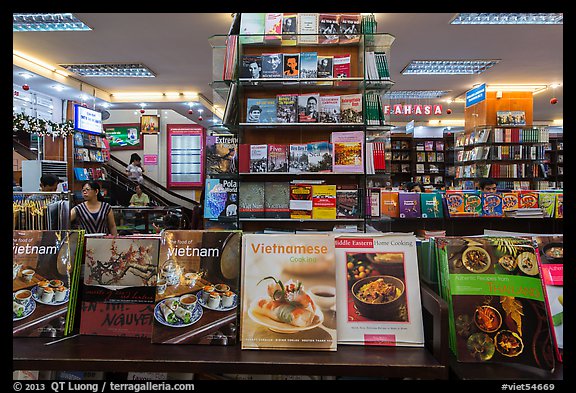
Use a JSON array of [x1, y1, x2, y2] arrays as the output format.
[[238, 143, 250, 173], [333, 54, 351, 78], [267, 144, 288, 172]]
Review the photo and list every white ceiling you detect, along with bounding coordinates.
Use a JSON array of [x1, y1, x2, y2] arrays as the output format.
[[12, 12, 563, 125]]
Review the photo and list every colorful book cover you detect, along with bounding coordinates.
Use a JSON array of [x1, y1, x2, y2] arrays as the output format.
[[261, 53, 283, 78], [533, 235, 563, 361], [289, 184, 313, 219], [340, 94, 363, 123], [239, 182, 265, 218], [319, 95, 341, 123], [338, 14, 361, 44], [333, 54, 351, 78], [424, 141, 434, 151], [80, 237, 160, 338], [276, 94, 297, 123], [335, 233, 424, 346], [204, 178, 238, 219], [331, 131, 364, 173], [555, 194, 563, 218], [538, 192, 557, 218], [298, 93, 320, 123], [73, 132, 84, 147], [13, 230, 84, 338], [267, 144, 288, 172], [282, 53, 300, 78], [297, 13, 319, 44], [249, 144, 268, 173], [435, 236, 556, 370], [281, 13, 298, 46], [205, 135, 238, 175], [239, 55, 263, 79], [289, 143, 309, 173], [246, 98, 276, 123], [421, 193, 444, 218], [502, 192, 519, 212], [518, 191, 539, 209], [151, 230, 242, 345], [264, 13, 282, 41], [241, 233, 337, 350], [299, 52, 318, 78], [307, 141, 332, 172], [398, 192, 421, 218], [317, 55, 334, 78], [264, 182, 290, 219], [318, 13, 339, 44], [380, 191, 399, 218], [336, 185, 359, 218], [464, 191, 482, 216], [239, 13, 265, 44], [445, 191, 465, 217], [481, 193, 503, 217], [312, 185, 337, 219]]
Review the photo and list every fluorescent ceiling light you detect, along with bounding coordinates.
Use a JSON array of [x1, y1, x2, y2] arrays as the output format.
[[59, 63, 155, 77], [382, 90, 450, 99], [402, 60, 500, 75], [451, 13, 562, 25], [13, 13, 92, 31], [483, 84, 548, 94]]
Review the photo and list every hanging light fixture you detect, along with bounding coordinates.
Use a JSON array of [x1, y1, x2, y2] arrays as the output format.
[[197, 109, 203, 121], [139, 103, 146, 114]]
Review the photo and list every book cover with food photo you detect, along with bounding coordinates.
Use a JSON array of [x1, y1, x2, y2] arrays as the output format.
[[435, 236, 556, 370], [13, 230, 84, 338], [241, 234, 337, 350], [334, 233, 424, 346], [79, 237, 160, 338], [151, 230, 242, 345]]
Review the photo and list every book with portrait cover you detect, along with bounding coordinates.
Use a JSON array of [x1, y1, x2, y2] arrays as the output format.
[[307, 141, 332, 172], [276, 94, 298, 123], [317, 55, 334, 79], [281, 13, 298, 46], [289, 143, 309, 173], [239, 182, 265, 218], [246, 98, 276, 123], [318, 13, 340, 44], [319, 95, 341, 123], [79, 237, 160, 338], [267, 144, 288, 172], [282, 53, 300, 78], [241, 233, 337, 350], [261, 53, 283, 78], [435, 236, 556, 370], [205, 135, 238, 175], [331, 131, 364, 173], [151, 230, 242, 345], [298, 93, 320, 123], [334, 233, 424, 346], [338, 14, 361, 44], [204, 178, 238, 220], [299, 52, 318, 78], [298, 13, 319, 44], [13, 230, 84, 338], [340, 94, 363, 123], [239, 55, 262, 79], [264, 182, 290, 219]]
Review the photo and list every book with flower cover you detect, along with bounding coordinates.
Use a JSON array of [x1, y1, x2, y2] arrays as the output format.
[[435, 236, 556, 370], [331, 131, 363, 173], [334, 233, 424, 346], [241, 233, 337, 350], [204, 178, 238, 220], [151, 230, 242, 345], [13, 230, 84, 338], [79, 237, 160, 338]]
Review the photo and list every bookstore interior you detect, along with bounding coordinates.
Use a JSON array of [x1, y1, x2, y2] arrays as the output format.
[[13, 13, 564, 382]]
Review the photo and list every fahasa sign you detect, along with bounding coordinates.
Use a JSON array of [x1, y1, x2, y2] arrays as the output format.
[[382, 104, 443, 116]]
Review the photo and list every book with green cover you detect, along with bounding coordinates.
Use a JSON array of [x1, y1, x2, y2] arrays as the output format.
[[420, 192, 444, 218]]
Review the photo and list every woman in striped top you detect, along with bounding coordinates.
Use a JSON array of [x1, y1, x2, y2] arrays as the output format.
[[71, 181, 117, 235]]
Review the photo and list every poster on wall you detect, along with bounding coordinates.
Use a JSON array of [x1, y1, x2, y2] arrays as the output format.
[[497, 111, 526, 126], [104, 123, 144, 151], [167, 124, 204, 189], [141, 115, 160, 134]]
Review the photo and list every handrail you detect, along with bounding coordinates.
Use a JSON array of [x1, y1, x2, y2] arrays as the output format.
[[12, 138, 38, 160]]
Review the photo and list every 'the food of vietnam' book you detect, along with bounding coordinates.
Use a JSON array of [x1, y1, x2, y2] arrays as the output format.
[[334, 233, 424, 346], [241, 233, 337, 350]]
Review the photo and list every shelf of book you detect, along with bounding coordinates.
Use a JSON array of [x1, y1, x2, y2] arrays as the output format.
[[239, 218, 364, 222], [238, 122, 364, 127]]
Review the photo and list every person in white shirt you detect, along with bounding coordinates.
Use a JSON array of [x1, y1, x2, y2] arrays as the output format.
[[126, 153, 145, 184]]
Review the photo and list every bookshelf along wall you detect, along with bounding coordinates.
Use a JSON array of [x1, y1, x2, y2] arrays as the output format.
[[206, 23, 395, 232], [412, 137, 446, 188], [72, 131, 111, 203], [544, 136, 563, 189]]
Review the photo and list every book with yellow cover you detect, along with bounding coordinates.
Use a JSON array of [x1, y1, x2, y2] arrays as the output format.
[[312, 185, 336, 219]]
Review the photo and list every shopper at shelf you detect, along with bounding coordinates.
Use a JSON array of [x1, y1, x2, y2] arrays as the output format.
[[405, 182, 423, 192], [25, 174, 61, 201], [478, 178, 498, 192], [126, 153, 145, 184], [247, 105, 263, 123], [70, 181, 117, 235], [129, 184, 150, 207]]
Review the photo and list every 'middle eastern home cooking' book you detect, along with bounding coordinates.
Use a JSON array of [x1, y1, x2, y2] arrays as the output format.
[[241, 233, 337, 350], [152, 230, 242, 345], [79, 237, 160, 338], [435, 236, 556, 371], [13, 230, 84, 338], [334, 233, 424, 346]]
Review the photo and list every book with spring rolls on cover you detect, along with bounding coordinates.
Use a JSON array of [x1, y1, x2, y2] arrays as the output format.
[[241, 234, 337, 350]]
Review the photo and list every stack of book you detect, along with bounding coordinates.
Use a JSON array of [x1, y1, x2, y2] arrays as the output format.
[[505, 208, 545, 218]]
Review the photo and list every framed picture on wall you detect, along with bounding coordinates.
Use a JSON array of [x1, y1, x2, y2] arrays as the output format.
[[104, 123, 144, 151], [141, 115, 160, 134], [167, 124, 204, 188], [497, 111, 526, 126]]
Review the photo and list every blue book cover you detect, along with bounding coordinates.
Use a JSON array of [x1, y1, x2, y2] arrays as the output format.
[[300, 52, 318, 78], [204, 178, 238, 219], [261, 53, 283, 78], [73, 133, 84, 147], [246, 98, 277, 123], [307, 141, 332, 172], [481, 192, 503, 217]]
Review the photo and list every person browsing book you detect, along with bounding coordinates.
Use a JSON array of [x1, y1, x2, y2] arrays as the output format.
[[247, 105, 262, 123], [478, 178, 497, 192], [126, 153, 145, 184], [129, 184, 150, 207], [405, 182, 423, 192], [70, 181, 117, 235]]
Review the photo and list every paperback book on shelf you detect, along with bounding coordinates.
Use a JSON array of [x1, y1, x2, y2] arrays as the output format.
[[380, 191, 399, 219], [299, 52, 318, 78], [79, 237, 160, 338], [240, 55, 263, 79], [282, 53, 300, 78], [338, 14, 361, 44], [340, 94, 363, 123], [307, 141, 332, 172], [151, 230, 242, 345], [246, 98, 277, 123], [298, 93, 320, 123], [289, 184, 313, 219], [250, 144, 268, 173], [336, 185, 360, 218], [261, 53, 283, 78], [264, 182, 290, 219], [205, 134, 238, 175], [289, 143, 309, 173], [398, 192, 421, 218], [312, 184, 337, 219], [420, 193, 444, 218], [317, 55, 333, 79], [333, 54, 351, 78], [13, 230, 84, 338], [204, 178, 238, 220], [276, 94, 298, 123], [334, 233, 425, 346], [239, 13, 265, 44], [331, 131, 364, 173], [241, 233, 337, 350], [267, 144, 288, 172], [264, 13, 282, 42], [298, 13, 319, 44], [318, 13, 340, 44], [239, 182, 265, 218], [319, 95, 341, 123], [281, 13, 298, 46]]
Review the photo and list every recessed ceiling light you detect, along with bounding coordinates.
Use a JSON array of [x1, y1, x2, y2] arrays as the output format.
[[51, 85, 65, 91], [58, 63, 155, 77], [451, 13, 562, 25], [401, 60, 500, 75], [13, 13, 92, 31], [18, 72, 34, 79], [382, 90, 450, 99]]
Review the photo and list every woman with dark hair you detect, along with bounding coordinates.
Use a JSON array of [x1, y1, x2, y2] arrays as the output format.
[[126, 153, 145, 184], [70, 181, 117, 235]]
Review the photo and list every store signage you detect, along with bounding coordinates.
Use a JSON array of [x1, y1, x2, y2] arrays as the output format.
[[104, 123, 143, 151], [465, 83, 486, 108], [74, 104, 103, 135], [144, 154, 158, 165], [381, 104, 443, 116], [405, 120, 415, 135]]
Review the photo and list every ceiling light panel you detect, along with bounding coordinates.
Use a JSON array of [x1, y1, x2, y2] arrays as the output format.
[[58, 63, 156, 77], [382, 90, 450, 99], [13, 13, 92, 31], [451, 13, 563, 25], [401, 60, 500, 75]]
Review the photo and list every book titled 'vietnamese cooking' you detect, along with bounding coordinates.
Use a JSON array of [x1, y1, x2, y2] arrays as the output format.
[[241, 233, 337, 350]]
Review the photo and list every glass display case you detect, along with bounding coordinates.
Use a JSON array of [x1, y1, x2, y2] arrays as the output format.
[[112, 206, 186, 234]]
